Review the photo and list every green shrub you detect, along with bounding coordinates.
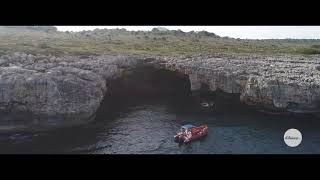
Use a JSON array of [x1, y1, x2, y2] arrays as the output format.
[[0, 49, 5, 56], [296, 48, 320, 55], [311, 45, 320, 49], [39, 43, 50, 49]]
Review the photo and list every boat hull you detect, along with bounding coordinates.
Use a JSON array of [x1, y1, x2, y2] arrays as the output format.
[[174, 125, 208, 143]]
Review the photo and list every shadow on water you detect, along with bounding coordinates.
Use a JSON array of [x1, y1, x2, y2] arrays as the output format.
[[0, 67, 320, 154]]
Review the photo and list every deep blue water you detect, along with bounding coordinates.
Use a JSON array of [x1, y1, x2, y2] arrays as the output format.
[[0, 96, 320, 154]]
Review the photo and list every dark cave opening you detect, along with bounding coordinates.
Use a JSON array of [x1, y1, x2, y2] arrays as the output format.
[[95, 66, 319, 119], [106, 66, 192, 98], [95, 66, 194, 118], [95, 66, 250, 118]]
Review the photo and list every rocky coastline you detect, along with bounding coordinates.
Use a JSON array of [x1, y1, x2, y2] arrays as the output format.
[[1, 52, 320, 132]]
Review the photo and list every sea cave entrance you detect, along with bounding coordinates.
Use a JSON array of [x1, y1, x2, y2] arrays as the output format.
[[95, 65, 248, 118]]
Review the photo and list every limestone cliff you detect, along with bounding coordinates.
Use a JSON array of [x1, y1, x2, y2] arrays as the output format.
[[161, 54, 320, 112], [1, 52, 320, 131]]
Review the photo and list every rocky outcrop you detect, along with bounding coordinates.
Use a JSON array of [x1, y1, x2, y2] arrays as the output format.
[[161, 54, 320, 112], [0, 53, 141, 131], [1, 52, 320, 131]]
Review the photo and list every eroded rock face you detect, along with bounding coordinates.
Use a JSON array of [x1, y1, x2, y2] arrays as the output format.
[[1, 52, 320, 131], [160, 54, 320, 112], [0, 53, 140, 131]]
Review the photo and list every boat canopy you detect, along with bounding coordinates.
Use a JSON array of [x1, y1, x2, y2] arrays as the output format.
[[181, 124, 196, 130]]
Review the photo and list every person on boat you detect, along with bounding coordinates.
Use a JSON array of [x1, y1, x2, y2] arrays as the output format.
[[184, 129, 188, 136]]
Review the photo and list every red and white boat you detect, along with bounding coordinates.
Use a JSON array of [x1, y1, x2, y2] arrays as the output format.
[[174, 124, 208, 143]]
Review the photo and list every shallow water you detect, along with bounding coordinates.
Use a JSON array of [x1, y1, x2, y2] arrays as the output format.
[[0, 95, 320, 154]]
